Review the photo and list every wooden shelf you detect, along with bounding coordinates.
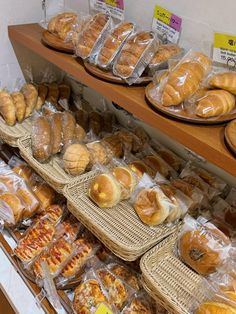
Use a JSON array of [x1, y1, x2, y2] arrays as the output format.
[[8, 23, 236, 176]]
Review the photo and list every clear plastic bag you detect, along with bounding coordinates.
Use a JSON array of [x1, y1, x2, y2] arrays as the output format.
[[121, 291, 159, 314]]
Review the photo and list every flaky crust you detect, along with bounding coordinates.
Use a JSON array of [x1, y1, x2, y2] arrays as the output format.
[[209, 72, 236, 95]]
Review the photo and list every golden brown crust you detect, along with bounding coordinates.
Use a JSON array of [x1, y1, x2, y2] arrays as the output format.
[[46, 83, 59, 106], [143, 155, 170, 178], [11, 92, 26, 123], [62, 112, 76, 147], [123, 298, 153, 314], [36, 84, 48, 110], [150, 44, 181, 65], [21, 84, 38, 118], [209, 72, 236, 95], [89, 112, 103, 136], [110, 264, 140, 290], [74, 124, 86, 142], [128, 160, 154, 178], [86, 141, 110, 167], [16, 183, 40, 219], [51, 113, 63, 155], [63, 143, 90, 176], [196, 302, 236, 314], [0, 192, 24, 224], [112, 166, 137, 200], [0, 91, 16, 126], [12, 164, 34, 182], [102, 134, 123, 158]]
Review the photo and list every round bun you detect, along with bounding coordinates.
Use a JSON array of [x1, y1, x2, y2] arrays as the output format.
[[178, 226, 230, 275], [143, 155, 170, 178], [63, 144, 90, 176], [134, 188, 170, 226], [196, 302, 236, 314], [88, 173, 121, 208], [86, 141, 110, 167], [112, 166, 137, 200], [128, 160, 154, 178], [0, 192, 24, 224]]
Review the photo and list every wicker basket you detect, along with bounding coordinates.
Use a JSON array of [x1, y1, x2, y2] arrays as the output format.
[[0, 117, 31, 147], [64, 171, 179, 261], [18, 136, 76, 193], [140, 232, 206, 314]]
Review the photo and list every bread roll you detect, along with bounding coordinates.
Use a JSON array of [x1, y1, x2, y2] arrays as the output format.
[[88, 173, 121, 208], [128, 160, 154, 178], [32, 184, 56, 209], [150, 44, 181, 65], [98, 22, 134, 68], [50, 113, 63, 155], [196, 302, 236, 314], [21, 83, 38, 118], [36, 84, 48, 110], [0, 193, 24, 224], [134, 188, 170, 226], [32, 116, 52, 162], [209, 72, 236, 95], [62, 111, 76, 147], [63, 143, 90, 175], [0, 91, 16, 126], [11, 92, 26, 123], [161, 52, 212, 106], [86, 141, 110, 168], [112, 166, 137, 200], [196, 89, 235, 118]]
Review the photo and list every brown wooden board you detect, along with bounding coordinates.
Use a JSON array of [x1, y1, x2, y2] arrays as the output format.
[[146, 82, 236, 125], [42, 30, 74, 54], [84, 61, 152, 85], [225, 119, 236, 155]]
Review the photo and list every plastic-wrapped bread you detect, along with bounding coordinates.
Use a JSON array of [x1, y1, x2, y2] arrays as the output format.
[[0, 192, 24, 225], [97, 22, 134, 69], [35, 84, 48, 110], [62, 111, 76, 147], [0, 91, 16, 126], [75, 13, 110, 59], [48, 12, 78, 41], [11, 92, 26, 123], [209, 71, 236, 95], [63, 143, 90, 176], [46, 83, 59, 106], [21, 83, 38, 118], [50, 113, 63, 155], [113, 31, 155, 80]]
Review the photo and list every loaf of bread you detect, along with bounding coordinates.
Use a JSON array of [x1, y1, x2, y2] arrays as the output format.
[[161, 52, 212, 106], [143, 155, 171, 178], [21, 84, 38, 118], [11, 92, 26, 123], [31, 116, 52, 162], [114, 31, 154, 78], [196, 89, 235, 118], [50, 113, 63, 155], [88, 173, 122, 208], [150, 44, 181, 65], [62, 112, 76, 147], [48, 12, 78, 41], [98, 22, 134, 68], [0, 91, 16, 126], [75, 13, 110, 59], [63, 143, 90, 175], [36, 84, 48, 110], [209, 72, 236, 95], [0, 192, 24, 224]]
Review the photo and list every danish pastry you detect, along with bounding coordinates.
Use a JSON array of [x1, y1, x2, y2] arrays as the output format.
[[11, 92, 26, 123], [16, 182, 40, 219], [209, 72, 236, 95], [0, 91, 16, 126], [63, 143, 90, 176], [123, 298, 154, 314], [196, 89, 235, 118], [110, 264, 140, 290], [134, 188, 170, 226], [40, 204, 63, 224], [112, 166, 137, 200], [88, 173, 122, 208]]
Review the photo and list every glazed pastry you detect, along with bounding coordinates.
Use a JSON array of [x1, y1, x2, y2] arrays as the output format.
[[63, 143, 90, 176], [21, 83, 38, 118], [150, 44, 181, 65], [196, 302, 236, 314], [0, 91, 16, 126], [31, 116, 52, 162], [143, 155, 171, 178], [62, 112, 76, 147], [161, 52, 212, 106], [74, 124, 86, 142], [112, 166, 137, 200], [0, 193, 24, 224], [36, 84, 48, 110], [178, 226, 230, 275], [196, 90, 235, 118], [50, 113, 63, 155], [134, 188, 170, 226], [46, 83, 59, 106], [86, 141, 110, 167], [32, 184, 56, 211], [14, 219, 55, 262], [209, 72, 236, 95], [97, 268, 128, 310], [98, 22, 134, 68], [114, 31, 154, 78], [11, 92, 26, 123], [89, 111, 103, 136], [75, 13, 110, 59], [110, 264, 140, 290], [73, 279, 109, 313], [88, 173, 122, 208], [61, 216, 81, 241], [128, 160, 154, 178], [16, 182, 40, 219], [61, 238, 94, 278], [33, 238, 74, 278], [38, 204, 63, 224], [102, 134, 123, 158], [48, 12, 78, 40]]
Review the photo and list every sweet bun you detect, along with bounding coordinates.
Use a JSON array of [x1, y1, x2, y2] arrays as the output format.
[[196, 302, 236, 314], [63, 144, 90, 176], [0, 193, 24, 224], [128, 160, 154, 178], [178, 226, 230, 275], [112, 166, 137, 200], [88, 173, 121, 208], [134, 188, 170, 226]]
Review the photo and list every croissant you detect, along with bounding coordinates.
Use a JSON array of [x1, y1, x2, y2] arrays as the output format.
[[0, 91, 16, 126], [196, 89, 235, 118], [21, 83, 38, 118], [209, 72, 236, 95], [162, 52, 212, 106], [11, 92, 26, 123]]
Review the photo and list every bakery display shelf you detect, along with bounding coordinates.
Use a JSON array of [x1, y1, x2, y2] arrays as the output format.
[[0, 116, 31, 147], [64, 170, 179, 262], [8, 23, 236, 177], [140, 232, 205, 314]]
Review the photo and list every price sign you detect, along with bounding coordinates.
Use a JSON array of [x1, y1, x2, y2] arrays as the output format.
[[152, 4, 182, 43], [95, 303, 113, 314], [105, 0, 124, 20], [213, 32, 236, 67], [91, 0, 107, 13]]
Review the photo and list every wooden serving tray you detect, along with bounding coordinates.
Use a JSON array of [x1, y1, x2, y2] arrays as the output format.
[[84, 62, 152, 85], [146, 82, 236, 125], [225, 119, 236, 155], [42, 30, 74, 54]]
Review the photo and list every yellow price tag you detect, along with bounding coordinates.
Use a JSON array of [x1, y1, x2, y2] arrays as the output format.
[[214, 32, 236, 52], [95, 303, 113, 314], [153, 5, 171, 25], [105, 0, 117, 7]]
